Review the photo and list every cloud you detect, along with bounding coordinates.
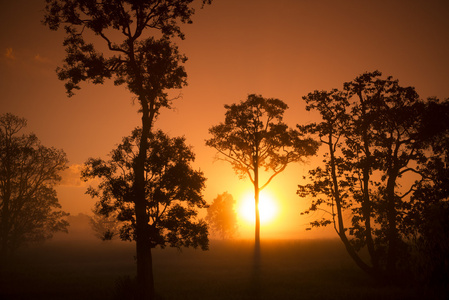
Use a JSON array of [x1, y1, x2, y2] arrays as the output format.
[[4, 47, 15, 60], [59, 164, 85, 187], [34, 54, 51, 64], [2, 48, 53, 68]]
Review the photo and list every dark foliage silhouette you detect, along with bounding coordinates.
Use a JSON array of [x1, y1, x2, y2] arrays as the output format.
[[43, 1, 212, 298], [0, 113, 68, 258], [407, 98, 449, 285], [207, 94, 319, 262], [82, 129, 208, 292], [298, 70, 449, 284]]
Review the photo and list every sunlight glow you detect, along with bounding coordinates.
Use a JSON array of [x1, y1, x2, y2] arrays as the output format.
[[238, 190, 278, 225]]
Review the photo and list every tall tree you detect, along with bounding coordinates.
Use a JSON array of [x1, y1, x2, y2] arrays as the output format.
[[43, 1, 211, 298], [206, 94, 319, 260], [406, 98, 449, 284], [206, 192, 238, 239], [82, 129, 208, 293], [0, 113, 68, 258], [298, 71, 447, 282]]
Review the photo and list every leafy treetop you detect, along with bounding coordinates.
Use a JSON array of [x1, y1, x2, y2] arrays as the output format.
[[82, 128, 209, 250]]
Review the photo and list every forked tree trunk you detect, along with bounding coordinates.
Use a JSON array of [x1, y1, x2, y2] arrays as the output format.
[[328, 133, 378, 278]]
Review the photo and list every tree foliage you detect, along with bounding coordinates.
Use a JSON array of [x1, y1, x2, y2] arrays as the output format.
[[298, 71, 449, 283], [43, 0, 211, 97], [406, 98, 449, 284], [0, 113, 68, 257], [207, 94, 319, 255], [206, 192, 238, 239], [207, 94, 319, 190], [82, 129, 209, 250], [44, 2, 212, 298]]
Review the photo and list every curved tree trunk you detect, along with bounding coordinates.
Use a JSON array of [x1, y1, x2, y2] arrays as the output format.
[[328, 133, 378, 278]]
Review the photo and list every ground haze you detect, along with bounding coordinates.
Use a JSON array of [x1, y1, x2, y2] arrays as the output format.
[[1, 234, 445, 300]]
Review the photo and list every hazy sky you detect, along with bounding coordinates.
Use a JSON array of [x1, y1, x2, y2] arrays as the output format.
[[1, 0, 449, 239]]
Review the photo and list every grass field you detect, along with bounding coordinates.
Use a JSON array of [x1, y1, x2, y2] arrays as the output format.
[[0, 237, 447, 299]]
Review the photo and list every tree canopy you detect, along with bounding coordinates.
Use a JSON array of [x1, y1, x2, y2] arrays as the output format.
[[206, 192, 238, 239], [82, 128, 209, 250], [207, 94, 319, 189], [0, 113, 68, 257], [207, 94, 319, 258], [44, 2, 212, 298], [298, 70, 449, 283]]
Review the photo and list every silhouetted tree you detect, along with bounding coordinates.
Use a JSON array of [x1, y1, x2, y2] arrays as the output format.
[[298, 71, 449, 283], [89, 209, 121, 241], [43, 1, 211, 298], [0, 113, 68, 258], [206, 94, 319, 260], [82, 128, 208, 288], [206, 192, 238, 239], [406, 98, 449, 284]]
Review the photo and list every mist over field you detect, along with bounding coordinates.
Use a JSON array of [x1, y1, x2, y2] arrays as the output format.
[[0, 214, 445, 300]]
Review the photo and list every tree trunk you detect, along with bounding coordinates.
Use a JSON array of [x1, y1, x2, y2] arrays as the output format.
[[362, 170, 378, 269], [361, 145, 378, 269], [328, 133, 376, 278], [0, 206, 9, 259], [1, 143, 12, 259], [135, 133, 154, 300], [0, 181, 10, 257], [135, 198, 154, 299], [254, 155, 260, 267], [358, 92, 378, 269], [385, 139, 401, 281], [127, 36, 158, 297], [134, 93, 156, 299], [385, 171, 399, 279], [0, 203, 9, 258]]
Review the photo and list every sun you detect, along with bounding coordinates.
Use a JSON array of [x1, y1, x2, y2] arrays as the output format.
[[238, 190, 278, 225]]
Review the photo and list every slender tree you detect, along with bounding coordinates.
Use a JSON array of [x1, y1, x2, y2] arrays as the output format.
[[298, 71, 447, 282], [206, 192, 238, 239], [89, 209, 121, 241], [82, 128, 208, 294], [43, 1, 211, 298], [0, 113, 68, 258], [206, 94, 319, 260]]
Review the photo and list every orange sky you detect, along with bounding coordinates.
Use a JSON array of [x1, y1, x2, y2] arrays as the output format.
[[1, 0, 449, 239]]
